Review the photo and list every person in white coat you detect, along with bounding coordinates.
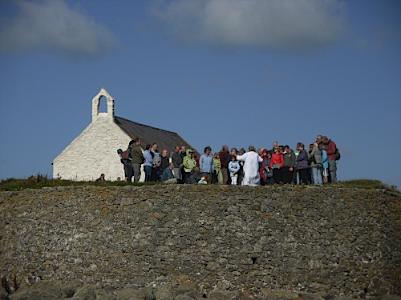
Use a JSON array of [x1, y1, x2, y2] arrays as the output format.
[[236, 146, 263, 186]]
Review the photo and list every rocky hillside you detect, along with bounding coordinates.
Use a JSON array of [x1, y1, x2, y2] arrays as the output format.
[[0, 184, 400, 300]]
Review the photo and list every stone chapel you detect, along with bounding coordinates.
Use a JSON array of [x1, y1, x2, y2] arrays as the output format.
[[53, 88, 193, 181]]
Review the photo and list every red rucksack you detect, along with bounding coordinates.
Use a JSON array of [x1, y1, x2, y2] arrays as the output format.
[[121, 150, 130, 160]]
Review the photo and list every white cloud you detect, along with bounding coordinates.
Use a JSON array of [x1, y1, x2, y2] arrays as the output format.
[[0, 0, 115, 56], [151, 0, 345, 50]]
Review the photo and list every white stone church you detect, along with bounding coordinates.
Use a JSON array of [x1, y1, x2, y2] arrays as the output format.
[[53, 88, 193, 181]]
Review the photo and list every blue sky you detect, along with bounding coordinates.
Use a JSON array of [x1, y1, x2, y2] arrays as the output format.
[[0, 0, 400, 187]]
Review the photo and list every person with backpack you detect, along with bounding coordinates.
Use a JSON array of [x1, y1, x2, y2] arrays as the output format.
[[323, 136, 339, 183], [309, 142, 323, 185], [117, 148, 133, 182], [129, 138, 144, 182]]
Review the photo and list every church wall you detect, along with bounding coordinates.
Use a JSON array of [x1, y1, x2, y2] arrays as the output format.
[[53, 116, 131, 181]]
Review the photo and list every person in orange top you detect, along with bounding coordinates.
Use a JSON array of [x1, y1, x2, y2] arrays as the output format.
[[269, 147, 284, 183]]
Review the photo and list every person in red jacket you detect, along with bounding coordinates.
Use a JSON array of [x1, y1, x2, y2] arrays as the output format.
[[323, 136, 338, 183], [270, 147, 284, 184]]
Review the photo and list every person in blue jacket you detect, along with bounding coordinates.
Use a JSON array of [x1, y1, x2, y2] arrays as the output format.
[[199, 146, 214, 184], [320, 143, 329, 184]]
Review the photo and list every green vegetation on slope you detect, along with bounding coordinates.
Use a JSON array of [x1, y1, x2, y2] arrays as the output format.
[[0, 175, 398, 192]]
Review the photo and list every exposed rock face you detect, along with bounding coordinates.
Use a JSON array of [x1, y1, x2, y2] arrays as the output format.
[[0, 185, 400, 299]]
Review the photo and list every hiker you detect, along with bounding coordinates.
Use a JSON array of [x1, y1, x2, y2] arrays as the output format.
[[160, 149, 170, 173], [200, 146, 213, 184], [219, 145, 231, 184], [237, 148, 246, 185], [143, 144, 153, 182], [309, 142, 323, 185], [161, 163, 177, 184], [259, 149, 269, 185], [323, 136, 339, 183], [128, 138, 144, 182], [117, 148, 132, 182], [151, 143, 161, 181], [213, 153, 223, 184], [320, 143, 329, 184], [265, 151, 274, 184], [183, 149, 197, 183], [270, 146, 284, 184], [296, 143, 310, 184], [236, 146, 263, 186], [228, 154, 240, 185], [171, 146, 183, 182], [282, 146, 296, 184]]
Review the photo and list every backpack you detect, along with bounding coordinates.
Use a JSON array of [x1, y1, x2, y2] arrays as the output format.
[[335, 148, 341, 161], [121, 150, 130, 160]]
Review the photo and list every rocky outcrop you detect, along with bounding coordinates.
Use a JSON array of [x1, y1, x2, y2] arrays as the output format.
[[0, 185, 400, 299]]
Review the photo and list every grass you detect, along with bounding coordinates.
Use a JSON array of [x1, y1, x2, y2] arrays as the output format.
[[0, 175, 152, 191], [335, 179, 399, 192], [0, 175, 399, 193]]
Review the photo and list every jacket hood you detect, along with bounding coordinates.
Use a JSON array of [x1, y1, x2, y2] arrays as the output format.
[[186, 149, 194, 156]]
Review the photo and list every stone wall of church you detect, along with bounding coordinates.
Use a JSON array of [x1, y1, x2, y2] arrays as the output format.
[[53, 116, 131, 181]]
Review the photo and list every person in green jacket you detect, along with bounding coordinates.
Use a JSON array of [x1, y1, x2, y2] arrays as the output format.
[[183, 149, 196, 183], [213, 153, 223, 184]]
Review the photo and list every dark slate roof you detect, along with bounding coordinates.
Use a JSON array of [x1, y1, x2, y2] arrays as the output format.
[[114, 116, 196, 153]]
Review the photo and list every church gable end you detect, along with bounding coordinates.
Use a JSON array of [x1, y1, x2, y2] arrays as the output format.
[[53, 89, 130, 181], [53, 89, 195, 181]]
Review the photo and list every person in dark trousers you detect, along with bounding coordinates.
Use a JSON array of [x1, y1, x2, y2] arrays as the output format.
[[160, 149, 170, 173], [171, 146, 183, 183], [180, 145, 187, 183], [128, 138, 144, 182], [219, 145, 231, 184], [282, 145, 296, 184], [117, 148, 133, 182], [270, 147, 284, 184], [143, 144, 154, 182], [151, 143, 161, 181], [323, 136, 338, 183], [296, 143, 310, 184], [199, 146, 213, 184]]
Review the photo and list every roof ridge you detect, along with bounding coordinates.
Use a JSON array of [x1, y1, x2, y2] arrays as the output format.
[[115, 116, 178, 135]]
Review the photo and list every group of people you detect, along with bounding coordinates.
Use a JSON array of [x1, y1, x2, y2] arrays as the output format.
[[117, 135, 340, 186]]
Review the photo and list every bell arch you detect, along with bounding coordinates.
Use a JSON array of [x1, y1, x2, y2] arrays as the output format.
[[92, 88, 115, 122]]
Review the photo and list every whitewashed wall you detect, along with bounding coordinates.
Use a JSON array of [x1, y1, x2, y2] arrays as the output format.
[[53, 88, 136, 181], [53, 116, 131, 181]]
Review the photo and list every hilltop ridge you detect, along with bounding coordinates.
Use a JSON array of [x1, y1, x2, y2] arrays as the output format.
[[1, 184, 400, 299]]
